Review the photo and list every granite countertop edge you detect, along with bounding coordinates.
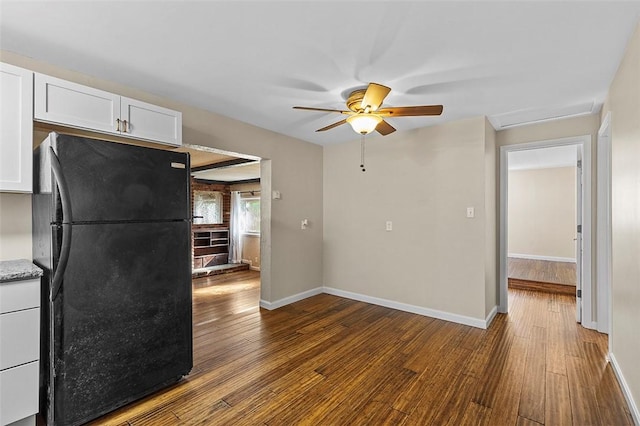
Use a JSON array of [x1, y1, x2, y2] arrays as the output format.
[[0, 259, 44, 282]]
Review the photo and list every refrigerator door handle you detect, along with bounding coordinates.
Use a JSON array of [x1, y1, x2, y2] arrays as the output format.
[[50, 147, 73, 300]]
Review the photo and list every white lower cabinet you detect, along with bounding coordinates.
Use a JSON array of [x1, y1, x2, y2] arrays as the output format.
[[0, 309, 40, 370], [0, 277, 40, 426], [35, 73, 182, 146], [0, 362, 39, 426]]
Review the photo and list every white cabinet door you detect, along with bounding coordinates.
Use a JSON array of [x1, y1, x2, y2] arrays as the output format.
[[0, 63, 33, 193], [35, 73, 120, 134], [0, 308, 40, 370], [121, 97, 182, 146], [0, 278, 40, 314], [0, 361, 39, 426]]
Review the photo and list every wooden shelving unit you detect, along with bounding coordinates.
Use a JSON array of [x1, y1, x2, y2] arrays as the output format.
[[192, 229, 229, 268]]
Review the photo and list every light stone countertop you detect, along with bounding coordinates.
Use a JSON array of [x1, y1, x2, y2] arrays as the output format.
[[0, 259, 43, 282]]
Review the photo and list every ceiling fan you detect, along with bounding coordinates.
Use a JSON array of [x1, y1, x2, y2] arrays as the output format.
[[293, 82, 443, 136]]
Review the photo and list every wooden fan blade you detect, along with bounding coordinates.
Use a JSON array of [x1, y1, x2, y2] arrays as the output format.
[[316, 119, 347, 132], [361, 83, 391, 111], [293, 106, 349, 114], [376, 120, 396, 136], [378, 105, 443, 117]]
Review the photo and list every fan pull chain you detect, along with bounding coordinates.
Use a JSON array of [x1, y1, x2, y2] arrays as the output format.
[[360, 134, 366, 172]]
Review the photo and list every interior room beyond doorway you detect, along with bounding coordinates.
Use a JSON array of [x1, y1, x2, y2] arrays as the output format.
[[506, 144, 578, 296], [177, 146, 262, 280]]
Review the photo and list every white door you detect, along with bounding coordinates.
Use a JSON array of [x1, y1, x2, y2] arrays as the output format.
[[575, 149, 583, 323]]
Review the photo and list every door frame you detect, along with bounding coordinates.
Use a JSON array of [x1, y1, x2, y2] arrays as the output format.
[[596, 112, 612, 338], [498, 135, 593, 328], [576, 146, 584, 323]]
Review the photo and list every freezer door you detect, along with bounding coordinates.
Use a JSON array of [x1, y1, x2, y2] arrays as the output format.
[[50, 133, 190, 222], [47, 221, 192, 426]]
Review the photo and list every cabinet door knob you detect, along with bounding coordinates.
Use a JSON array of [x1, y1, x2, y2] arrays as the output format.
[[116, 118, 121, 132]]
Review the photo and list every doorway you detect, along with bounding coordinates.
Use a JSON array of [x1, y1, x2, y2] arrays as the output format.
[[506, 145, 578, 296], [174, 143, 268, 314], [499, 135, 593, 327]]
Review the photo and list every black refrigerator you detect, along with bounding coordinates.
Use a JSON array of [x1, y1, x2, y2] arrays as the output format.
[[32, 133, 193, 426]]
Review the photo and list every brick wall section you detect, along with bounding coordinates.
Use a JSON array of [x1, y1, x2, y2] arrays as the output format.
[[190, 177, 231, 229], [190, 177, 231, 268]]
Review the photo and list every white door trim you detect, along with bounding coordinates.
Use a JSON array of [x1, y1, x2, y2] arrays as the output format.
[[597, 112, 612, 337], [259, 160, 272, 304], [576, 146, 584, 323], [499, 135, 593, 329]]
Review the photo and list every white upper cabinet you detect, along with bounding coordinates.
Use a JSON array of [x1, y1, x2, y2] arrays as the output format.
[[0, 63, 33, 193], [35, 73, 120, 134], [34, 73, 182, 146], [121, 97, 182, 146]]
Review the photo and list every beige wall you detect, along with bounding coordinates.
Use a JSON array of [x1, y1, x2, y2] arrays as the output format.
[[508, 167, 576, 260], [496, 114, 600, 148], [0, 50, 322, 303], [0, 193, 32, 260], [324, 116, 495, 322], [241, 234, 261, 269], [602, 22, 640, 416]]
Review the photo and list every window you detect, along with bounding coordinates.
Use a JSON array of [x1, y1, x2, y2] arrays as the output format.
[[240, 198, 260, 234], [193, 190, 223, 225]]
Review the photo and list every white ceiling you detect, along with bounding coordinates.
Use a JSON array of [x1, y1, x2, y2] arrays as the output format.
[[508, 145, 577, 171], [1, 1, 639, 146]]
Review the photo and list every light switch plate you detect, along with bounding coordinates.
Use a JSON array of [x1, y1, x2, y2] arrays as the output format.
[[466, 207, 475, 218]]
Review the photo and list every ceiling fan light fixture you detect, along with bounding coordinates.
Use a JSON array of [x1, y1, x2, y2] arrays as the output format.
[[346, 114, 383, 135]]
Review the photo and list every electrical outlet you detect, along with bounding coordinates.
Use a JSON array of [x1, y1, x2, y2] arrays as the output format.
[[386, 221, 393, 231]]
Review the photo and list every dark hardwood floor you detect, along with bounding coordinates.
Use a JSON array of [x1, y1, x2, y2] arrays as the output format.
[[90, 272, 632, 425], [509, 257, 577, 295]]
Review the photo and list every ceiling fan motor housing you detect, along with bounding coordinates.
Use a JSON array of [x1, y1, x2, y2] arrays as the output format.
[[346, 89, 367, 112]]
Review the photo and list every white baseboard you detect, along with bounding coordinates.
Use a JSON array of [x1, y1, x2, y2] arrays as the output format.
[[323, 286, 491, 329], [242, 259, 261, 271], [609, 352, 640, 425], [260, 287, 498, 330], [259, 287, 323, 310], [508, 253, 576, 263], [485, 305, 498, 328]]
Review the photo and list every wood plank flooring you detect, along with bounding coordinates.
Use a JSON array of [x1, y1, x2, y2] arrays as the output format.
[[88, 272, 632, 426], [509, 257, 577, 294]]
